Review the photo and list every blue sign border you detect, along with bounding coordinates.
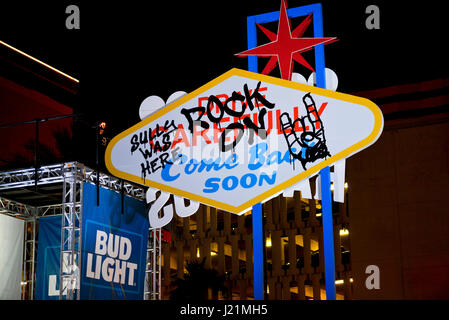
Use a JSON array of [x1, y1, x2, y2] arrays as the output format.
[[247, 3, 336, 300]]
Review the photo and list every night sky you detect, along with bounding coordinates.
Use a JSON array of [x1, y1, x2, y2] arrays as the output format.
[[1, 0, 448, 127]]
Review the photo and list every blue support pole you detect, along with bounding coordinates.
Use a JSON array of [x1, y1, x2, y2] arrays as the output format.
[[311, 4, 337, 301], [320, 166, 337, 300], [252, 203, 264, 300], [247, 12, 264, 302]]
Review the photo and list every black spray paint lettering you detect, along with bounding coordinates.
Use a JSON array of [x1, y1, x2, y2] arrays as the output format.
[[130, 120, 177, 153], [129, 120, 178, 180], [180, 81, 275, 152], [280, 93, 331, 170]]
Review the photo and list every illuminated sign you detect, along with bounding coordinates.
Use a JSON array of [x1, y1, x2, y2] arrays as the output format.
[[105, 68, 383, 214]]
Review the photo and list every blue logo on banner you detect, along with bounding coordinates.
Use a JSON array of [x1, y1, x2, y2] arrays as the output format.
[[80, 182, 149, 300], [35, 215, 64, 300]]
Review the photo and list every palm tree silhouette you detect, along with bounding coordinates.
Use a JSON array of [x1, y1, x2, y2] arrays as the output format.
[[170, 258, 228, 301]]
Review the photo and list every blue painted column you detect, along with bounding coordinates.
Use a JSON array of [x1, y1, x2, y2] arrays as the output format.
[[320, 166, 337, 300], [313, 4, 337, 301], [252, 202, 264, 300]]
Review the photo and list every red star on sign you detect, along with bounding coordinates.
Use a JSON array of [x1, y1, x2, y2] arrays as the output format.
[[236, 0, 337, 81]]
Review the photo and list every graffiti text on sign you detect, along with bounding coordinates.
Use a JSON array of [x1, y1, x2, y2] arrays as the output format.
[[171, 95, 329, 151], [180, 81, 276, 152], [129, 120, 178, 180]]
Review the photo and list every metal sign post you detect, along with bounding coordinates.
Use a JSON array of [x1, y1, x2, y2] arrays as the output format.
[[320, 166, 336, 299], [251, 203, 264, 300]]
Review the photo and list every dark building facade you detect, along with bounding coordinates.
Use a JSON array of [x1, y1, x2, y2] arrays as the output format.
[[160, 77, 449, 300], [348, 78, 449, 299]]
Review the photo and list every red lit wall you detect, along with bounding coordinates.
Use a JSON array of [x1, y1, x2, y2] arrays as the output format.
[[0, 77, 73, 166]]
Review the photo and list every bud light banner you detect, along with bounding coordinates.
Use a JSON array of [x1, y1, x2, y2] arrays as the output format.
[[35, 215, 65, 300], [80, 182, 149, 299]]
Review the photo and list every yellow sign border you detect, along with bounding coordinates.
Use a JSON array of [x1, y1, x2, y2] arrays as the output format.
[[105, 68, 383, 214]]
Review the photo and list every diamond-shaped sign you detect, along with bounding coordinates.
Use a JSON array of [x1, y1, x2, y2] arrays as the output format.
[[105, 68, 383, 214]]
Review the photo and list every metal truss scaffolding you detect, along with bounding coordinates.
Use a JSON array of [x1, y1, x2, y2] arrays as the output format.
[[59, 163, 83, 299], [22, 215, 36, 300], [145, 228, 162, 300], [0, 162, 162, 300]]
